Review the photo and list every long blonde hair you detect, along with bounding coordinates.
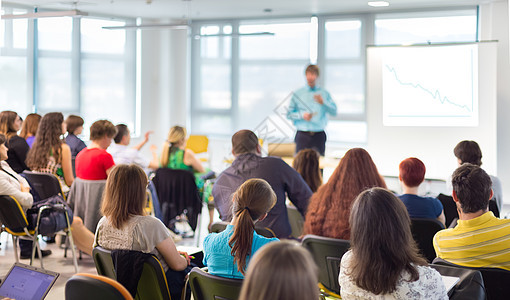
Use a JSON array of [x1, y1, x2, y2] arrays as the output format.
[[239, 241, 319, 300], [160, 126, 186, 167]]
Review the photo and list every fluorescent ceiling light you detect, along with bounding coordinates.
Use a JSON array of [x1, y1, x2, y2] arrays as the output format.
[[1, 10, 88, 19], [103, 23, 189, 30], [368, 1, 390, 7]]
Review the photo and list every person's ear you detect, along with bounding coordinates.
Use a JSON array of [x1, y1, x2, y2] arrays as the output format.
[[489, 189, 494, 201], [256, 144, 261, 155], [452, 190, 459, 203]]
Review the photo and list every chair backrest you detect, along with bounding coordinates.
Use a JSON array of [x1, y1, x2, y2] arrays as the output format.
[[209, 221, 276, 238], [0, 195, 30, 234], [301, 234, 351, 295], [186, 135, 209, 154], [22, 171, 65, 200], [437, 194, 499, 227], [188, 267, 243, 300], [410, 218, 445, 262], [67, 178, 107, 232], [92, 247, 171, 300], [287, 205, 304, 238], [433, 257, 510, 300], [429, 263, 485, 300], [65, 273, 133, 300]]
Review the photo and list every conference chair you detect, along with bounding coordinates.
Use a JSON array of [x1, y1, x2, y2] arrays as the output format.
[[65, 273, 133, 300], [209, 221, 276, 238], [433, 257, 510, 300], [186, 135, 209, 164], [67, 178, 107, 232], [22, 171, 66, 200], [410, 218, 445, 262], [301, 234, 351, 298], [186, 267, 243, 300], [437, 193, 499, 227], [287, 205, 304, 238], [0, 195, 79, 272], [93, 246, 171, 300], [428, 264, 485, 300]]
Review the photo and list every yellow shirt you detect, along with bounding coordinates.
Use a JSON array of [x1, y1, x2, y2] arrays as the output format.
[[433, 211, 510, 270]]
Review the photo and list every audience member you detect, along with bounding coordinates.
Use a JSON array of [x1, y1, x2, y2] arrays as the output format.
[[339, 187, 447, 299], [19, 113, 41, 148], [75, 120, 117, 180], [65, 115, 87, 158], [212, 130, 312, 238], [434, 163, 510, 270], [447, 140, 503, 211], [292, 149, 322, 192], [303, 148, 385, 240], [0, 111, 29, 173], [95, 164, 191, 300], [109, 124, 158, 170], [25, 112, 95, 255], [398, 157, 445, 226], [203, 178, 278, 278], [238, 240, 319, 300]]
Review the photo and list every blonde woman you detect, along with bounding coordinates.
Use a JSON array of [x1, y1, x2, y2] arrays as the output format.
[[160, 126, 204, 173], [239, 241, 320, 300]]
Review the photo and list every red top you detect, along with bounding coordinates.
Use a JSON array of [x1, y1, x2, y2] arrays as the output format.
[[75, 148, 115, 180]]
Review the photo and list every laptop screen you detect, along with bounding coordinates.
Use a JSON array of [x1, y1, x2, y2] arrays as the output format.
[[0, 263, 59, 300]]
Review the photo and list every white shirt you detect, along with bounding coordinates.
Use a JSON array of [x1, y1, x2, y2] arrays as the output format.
[[0, 161, 33, 210], [108, 143, 149, 168], [339, 250, 448, 300]]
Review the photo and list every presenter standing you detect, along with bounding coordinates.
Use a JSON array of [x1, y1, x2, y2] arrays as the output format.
[[287, 65, 337, 156]]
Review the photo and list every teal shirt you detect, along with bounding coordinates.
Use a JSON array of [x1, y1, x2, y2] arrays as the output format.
[[287, 85, 337, 132], [203, 225, 279, 279]]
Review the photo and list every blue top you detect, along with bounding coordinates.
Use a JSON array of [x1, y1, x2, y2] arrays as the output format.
[[203, 224, 278, 279], [26, 136, 35, 148], [398, 194, 443, 219], [287, 85, 337, 132], [65, 134, 87, 158]]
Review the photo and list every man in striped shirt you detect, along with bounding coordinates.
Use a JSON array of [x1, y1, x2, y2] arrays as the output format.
[[433, 163, 510, 271]]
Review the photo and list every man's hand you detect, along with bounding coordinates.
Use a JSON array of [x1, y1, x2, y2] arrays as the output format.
[[303, 112, 312, 121], [314, 94, 324, 105], [144, 131, 154, 142]]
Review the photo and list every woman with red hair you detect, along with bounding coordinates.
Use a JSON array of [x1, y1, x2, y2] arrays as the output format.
[[303, 148, 386, 240], [398, 157, 445, 226]]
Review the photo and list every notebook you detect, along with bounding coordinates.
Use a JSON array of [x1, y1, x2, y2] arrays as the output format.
[[441, 275, 460, 296], [0, 262, 59, 300]]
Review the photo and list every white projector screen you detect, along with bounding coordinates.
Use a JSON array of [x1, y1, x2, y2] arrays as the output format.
[[367, 42, 497, 181], [382, 44, 479, 127]]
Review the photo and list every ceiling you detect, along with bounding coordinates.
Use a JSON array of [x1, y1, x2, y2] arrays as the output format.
[[3, 0, 493, 21]]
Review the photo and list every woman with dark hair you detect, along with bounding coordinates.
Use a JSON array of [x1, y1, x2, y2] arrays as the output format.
[[303, 148, 386, 239], [0, 111, 29, 173], [292, 149, 322, 192], [95, 164, 191, 300], [203, 178, 278, 278], [19, 113, 41, 148], [339, 187, 447, 299], [65, 115, 87, 158]]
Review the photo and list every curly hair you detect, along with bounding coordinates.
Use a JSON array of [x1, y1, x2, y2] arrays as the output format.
[[303, 148, 386, 240], [26, 112, 64, 170]]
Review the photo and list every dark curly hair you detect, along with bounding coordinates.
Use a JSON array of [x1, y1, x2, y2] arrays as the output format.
[[26, 112, 64, 170]]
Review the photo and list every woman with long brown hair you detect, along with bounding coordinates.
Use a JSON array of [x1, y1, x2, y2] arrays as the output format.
[[19, 113, 41, 148], [339, 187, 447, 299], [292, 148, 322, 192], [203, 178, 278, 278], [0, 111, 29, 173], [303, 148, 386, 240]]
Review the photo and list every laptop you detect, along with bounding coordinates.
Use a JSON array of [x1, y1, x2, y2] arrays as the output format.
[[0, 263, 59, 300]]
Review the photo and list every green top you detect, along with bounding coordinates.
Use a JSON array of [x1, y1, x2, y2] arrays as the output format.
[[167, 148, 193, 171]]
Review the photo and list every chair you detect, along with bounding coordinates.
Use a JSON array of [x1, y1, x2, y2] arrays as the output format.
[[67, 177, 107, 232], [410, 218, 445, 262], [209, 221, 276, 238], [433, 257, 510, 300], [437, 194, 499, 227], [186, 135, 209, 164], [93, 246, 171, 300], [22, 171, 66, 200], [0, 195, 78, 272], [187, 267, 243, 300], [429, 263, 485, 300], [301, 234, 351, 298], [65, 273, 133, 300], [287, 205, 304, 238]]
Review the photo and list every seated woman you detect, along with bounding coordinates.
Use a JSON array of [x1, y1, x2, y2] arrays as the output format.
[[95, 164, 191, 300], [0, 111, 29, 173], [303, 148, 386, 240], [203, 178, 278, 278], [292, 149, 322, 193], [239, 241, 319, 300], [339, 187, 447, 299], [398, 157, 445, 226], [26, 112, 95, 255], [19, 113, 41, 148], [75, 120, 117, 180], [64, 115, 87, 158]]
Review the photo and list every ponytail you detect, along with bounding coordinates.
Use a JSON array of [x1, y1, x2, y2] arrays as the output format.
[[229, 205, 255, 274]]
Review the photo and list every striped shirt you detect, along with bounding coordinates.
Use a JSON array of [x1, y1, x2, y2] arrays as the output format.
[[433, 211, 510, 270]]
